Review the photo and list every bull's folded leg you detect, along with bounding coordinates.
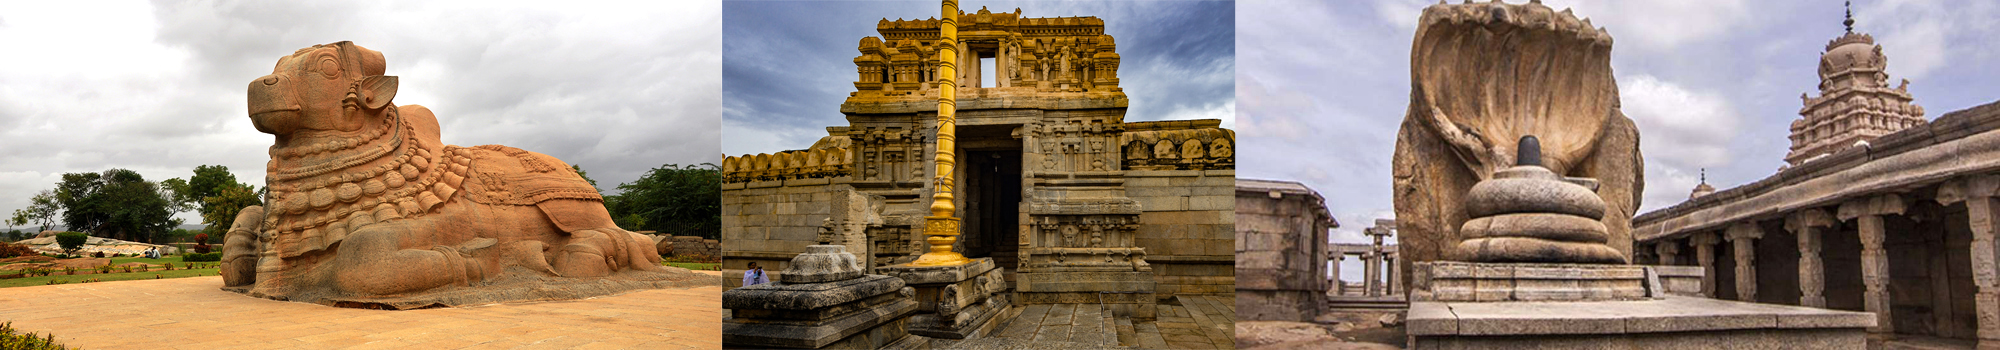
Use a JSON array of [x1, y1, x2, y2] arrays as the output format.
[[331, 230, 466, 296], [621, 230, 668, 272], [553, 229, 615, 277]]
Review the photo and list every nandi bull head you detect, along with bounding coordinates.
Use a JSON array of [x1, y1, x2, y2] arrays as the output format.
[[248, 41, 397, 137]]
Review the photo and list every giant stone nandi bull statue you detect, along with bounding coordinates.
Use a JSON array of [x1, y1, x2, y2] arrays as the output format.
[[221, 41, 712, 309], [1392, 1, 1646, 271]]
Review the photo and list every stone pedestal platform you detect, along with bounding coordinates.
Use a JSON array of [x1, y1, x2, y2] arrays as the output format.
[[1412, 261, 1653, 302], [879, 258, 1009, 339], [1407, 296, 1876, 349], [724, 245, 925, 349]]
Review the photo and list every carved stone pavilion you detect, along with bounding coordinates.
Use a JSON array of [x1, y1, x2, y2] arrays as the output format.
[[722, 5, 1234, 348]]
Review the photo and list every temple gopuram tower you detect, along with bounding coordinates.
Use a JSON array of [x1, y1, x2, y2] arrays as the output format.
[[1784, 4, 1926, 165]]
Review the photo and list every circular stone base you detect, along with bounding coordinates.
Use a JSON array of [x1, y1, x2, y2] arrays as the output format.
[[1455, 236, 1627, 264]]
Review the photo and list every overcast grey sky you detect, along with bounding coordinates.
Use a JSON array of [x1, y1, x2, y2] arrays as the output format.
[[721, 0, 1234, 156], [0, 1, 721, 227], [1239, 0, 2000, 249]]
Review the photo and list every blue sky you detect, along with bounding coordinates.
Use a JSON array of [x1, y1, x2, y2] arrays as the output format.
[[1237, 0, 2000, 255]]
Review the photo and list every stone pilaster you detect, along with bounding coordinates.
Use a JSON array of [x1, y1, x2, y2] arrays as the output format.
[[1693, 232, 1720, 298], [1840, 194, 1906, 335], [1788, 209, 1835, 308], [1726, 222, 1763, 302], [1938, 176, 2000, 346]]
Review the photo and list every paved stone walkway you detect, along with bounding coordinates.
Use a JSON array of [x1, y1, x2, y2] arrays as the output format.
[[0, 274, 722, 349], [948, 295, 1236, 350]]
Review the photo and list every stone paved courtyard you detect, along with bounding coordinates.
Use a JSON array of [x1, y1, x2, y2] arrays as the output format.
[[0, 273, 722, 349], [934, 295, 1236, 350]]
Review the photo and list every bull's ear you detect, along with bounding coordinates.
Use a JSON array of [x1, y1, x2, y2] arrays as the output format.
[[359, 75, 398, 110]]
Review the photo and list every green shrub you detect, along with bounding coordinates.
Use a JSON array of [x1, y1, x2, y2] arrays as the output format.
[[181, 252, 222, 262], [53, 233, 86, 254]]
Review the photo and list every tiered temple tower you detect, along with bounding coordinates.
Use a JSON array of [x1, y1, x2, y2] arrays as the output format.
[[1784, 4, 1926, 165], [721, 4, 1235, 340]]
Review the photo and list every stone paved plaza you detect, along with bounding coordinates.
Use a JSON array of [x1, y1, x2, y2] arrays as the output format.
[[935, 296, 1236, 350], [0, 273, 722, 349]]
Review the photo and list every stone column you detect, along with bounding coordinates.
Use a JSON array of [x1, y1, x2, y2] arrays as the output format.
[[1789, 209, 1834, 308], [1939, 177, 2000, 346], [1330, 254, 1344, 296], [1655, 241, 1681, 266], [1693, 232, 1720, 298], [1859, 214, 1894, 334], [1840, 194, 1905, 335], [1363, 252, 1382, 297], [1727, 222, 1763, 302]]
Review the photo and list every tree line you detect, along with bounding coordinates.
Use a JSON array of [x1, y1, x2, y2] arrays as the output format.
[[6, 162, 721, 242], [6, 165, 260, 244], [578, 163, 721, 239]]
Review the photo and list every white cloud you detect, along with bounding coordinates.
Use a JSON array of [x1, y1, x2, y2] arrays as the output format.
[[1621, 75, 1740, 169]]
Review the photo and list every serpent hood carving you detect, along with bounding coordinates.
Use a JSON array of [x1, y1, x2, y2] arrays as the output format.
[[1393, 1, 1645, 266], [222, 41, 712, 309]]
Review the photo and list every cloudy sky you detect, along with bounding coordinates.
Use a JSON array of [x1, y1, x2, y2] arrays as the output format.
[[721, 0, 1234, 156], [1239, 0, 2000, 257], [0, 1, 720, 227]]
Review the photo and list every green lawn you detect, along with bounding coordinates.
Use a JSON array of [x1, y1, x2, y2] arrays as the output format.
[[0, 267, 219, 288], [664, 262, 720, 271]]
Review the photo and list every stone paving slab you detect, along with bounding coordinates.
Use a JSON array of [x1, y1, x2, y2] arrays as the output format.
[[0, 274, 723, 349], [941, 296, 1236, 350], [1408, 295, 1875, 336]]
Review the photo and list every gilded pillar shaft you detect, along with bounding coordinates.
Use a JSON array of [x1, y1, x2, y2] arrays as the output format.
[[913, 0, 967, 266]]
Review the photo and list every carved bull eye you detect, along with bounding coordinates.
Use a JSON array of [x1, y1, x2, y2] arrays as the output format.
[[315, 55, 341, 80]]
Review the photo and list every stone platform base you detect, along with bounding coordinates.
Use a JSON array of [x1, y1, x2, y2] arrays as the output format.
[[1413, 261, 1652, 302], [880, 258, 1009, 340], [1407, 296, 1876, 350]]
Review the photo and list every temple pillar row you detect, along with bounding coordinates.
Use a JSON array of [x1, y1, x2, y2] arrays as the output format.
[[1655, 241, 1681, 266], [1940, 177, 2000, 347], [1789, 209, 1834, 308], [1727, 222, 1763, 302], [1840, 194, 1906, 335], [1693, 232, 1721, 298]]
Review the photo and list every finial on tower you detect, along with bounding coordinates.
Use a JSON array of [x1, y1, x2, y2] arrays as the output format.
[[1699, 168, 1706, 184], [1843, 1, 1855, 33]]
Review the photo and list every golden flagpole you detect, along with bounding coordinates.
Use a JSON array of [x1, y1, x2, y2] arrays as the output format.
[[910, 0, 969, 266]]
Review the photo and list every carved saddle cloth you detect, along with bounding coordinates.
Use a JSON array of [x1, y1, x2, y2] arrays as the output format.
[[455, 145, 615, 232]]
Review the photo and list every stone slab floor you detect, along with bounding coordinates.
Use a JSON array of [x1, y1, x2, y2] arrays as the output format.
[[939, 295, 1236, 350], [0, 273, 723, 349]]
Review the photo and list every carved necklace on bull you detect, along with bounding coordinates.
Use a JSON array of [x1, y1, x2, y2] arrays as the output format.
[[260, 78, 453, 242]]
